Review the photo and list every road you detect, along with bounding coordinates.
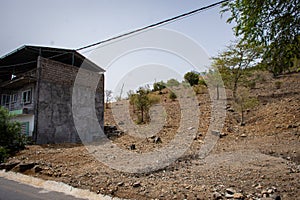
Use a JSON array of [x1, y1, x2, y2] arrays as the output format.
[[0, 177, 87, 200]]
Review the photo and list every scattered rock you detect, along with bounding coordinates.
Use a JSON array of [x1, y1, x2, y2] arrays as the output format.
[[227, 107, 235, 112], [104, 125, 124, 138], [33, 165, 43, 173], [225, 193, 234, 198], [233, 192, 244, 199], [19, 162, 36, 172], [226, 188, 236, 194], [255, 184, 263, 189], [132, 181, 141, 188], [118, 121, 125, 125], [287, 124, 298, 129], [0, 160, 20, 171], [261, 189, 268, 194], [267, 188, 274, 194], [240, 134, 247, 138], [275, 124, 281, 128], [153, 136, 162, 144], [211, 130, 220, 137], [212, 191, 223, 199], [130, 144, 136, 150], [219, 132, 228, 138], [117, 181, 124, 186]]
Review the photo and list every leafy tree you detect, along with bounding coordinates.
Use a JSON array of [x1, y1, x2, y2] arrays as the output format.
[[222, 0, 300, 76], [129, 88, 151, 124], [212, 40, 261, 100], [153, 81, 166, 92], [166, 78, 180, 87], [0, 107, 25, 163], [184, 71, 199, 86], [205, 68, 224, 100], [234, 87, 259, 126]]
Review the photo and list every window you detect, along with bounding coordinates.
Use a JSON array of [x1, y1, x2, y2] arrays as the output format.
[[22, 89, 32, 104], [12, 94, 18, 103], [21, 122, 30, 136], [1, 94, 10, 106]]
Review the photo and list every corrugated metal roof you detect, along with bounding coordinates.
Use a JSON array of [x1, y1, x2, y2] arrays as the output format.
[[0, 45, 105, 82]]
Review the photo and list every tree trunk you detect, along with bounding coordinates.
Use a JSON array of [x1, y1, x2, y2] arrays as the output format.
[[216, 84, 219, 100], [240, 105, 245, 126], [141, 107, 144, 123]]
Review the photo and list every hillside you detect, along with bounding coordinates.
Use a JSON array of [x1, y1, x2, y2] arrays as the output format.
[[1, 71, 299, 199]]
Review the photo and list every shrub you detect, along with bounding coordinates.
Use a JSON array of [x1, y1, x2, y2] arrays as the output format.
[[275, 81, 282, 89], [153, 81, 166, 92], [248, 81, 256, 89], [193, 85, 207, 94], [0, 147, 8, 163], [169, 91, 177, 100], [166, 79, 180, 87], [148, 93, 161, 104], [0, 107, 26, 163], [198, 77, 207, 86], [184, 71, 199, 86]]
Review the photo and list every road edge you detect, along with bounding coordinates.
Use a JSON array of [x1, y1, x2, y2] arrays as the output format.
[[0, 170, 124, 200]]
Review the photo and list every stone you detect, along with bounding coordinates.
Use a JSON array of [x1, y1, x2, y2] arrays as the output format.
[[212, 191, 222, 200], [227, 107, 235, 112], [130, 144, 136, 150], [267, 189, 274, 194], [19, 162, 36, 172], [219, 132, 227, 138], [211, 130, 220, 137], [117, 182, 124, 186], [153, 136, 162, 144], [225, 193, 234, 198], [118, 121, 125, 125], [275, 124, 281, 128], [132, 181, 141, 187], [226, 188, 236, 194], [255, 184, 263, 189], [34, 165, 43, 173], [233, 192, 244, 199], [0, 160, 20, 171], [240, 134, 247, 137], [287, 124, 298, 129]]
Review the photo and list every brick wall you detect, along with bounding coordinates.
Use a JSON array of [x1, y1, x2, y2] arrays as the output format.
[[35, 56, 104, 144]]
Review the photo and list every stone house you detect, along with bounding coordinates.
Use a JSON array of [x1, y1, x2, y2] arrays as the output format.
[[0, 45, 105, 144]]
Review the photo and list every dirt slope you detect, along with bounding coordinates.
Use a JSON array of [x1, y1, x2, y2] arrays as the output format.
[[1, 71, 300, 199]]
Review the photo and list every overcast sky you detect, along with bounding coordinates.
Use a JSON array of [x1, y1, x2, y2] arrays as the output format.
[[0, 0, 235, 93]]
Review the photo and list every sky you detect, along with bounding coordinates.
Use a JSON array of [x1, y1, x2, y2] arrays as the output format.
[[0, 0, 235, 95]]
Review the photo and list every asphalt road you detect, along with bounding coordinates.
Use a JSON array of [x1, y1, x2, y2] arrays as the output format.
[[0, 177, 87, 200]]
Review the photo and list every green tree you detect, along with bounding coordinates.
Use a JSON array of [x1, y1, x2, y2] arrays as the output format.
[[184, 71, 199, 86], [222, 0, 300, 76], [212, 40, 261, 100], [166, 78, 180, 87], [206, 68, 224, 100], [129, 88, 151, 124], [0, 107, 25, 163], [234, 87, 259, 126], [153, 81, 166, 92]]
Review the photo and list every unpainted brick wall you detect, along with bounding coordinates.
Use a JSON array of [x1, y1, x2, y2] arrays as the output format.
[[35, 56, 104, 144]]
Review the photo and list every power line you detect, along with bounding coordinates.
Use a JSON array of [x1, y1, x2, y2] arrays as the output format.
[[0, 0, 229, 69], [76, 0, 230, 51]]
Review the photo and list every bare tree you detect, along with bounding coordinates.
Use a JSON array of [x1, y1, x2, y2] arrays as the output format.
[[105, 90, 113, 108]]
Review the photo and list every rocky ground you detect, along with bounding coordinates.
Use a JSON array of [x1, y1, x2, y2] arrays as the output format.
[[1, 71, 300, 199]]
